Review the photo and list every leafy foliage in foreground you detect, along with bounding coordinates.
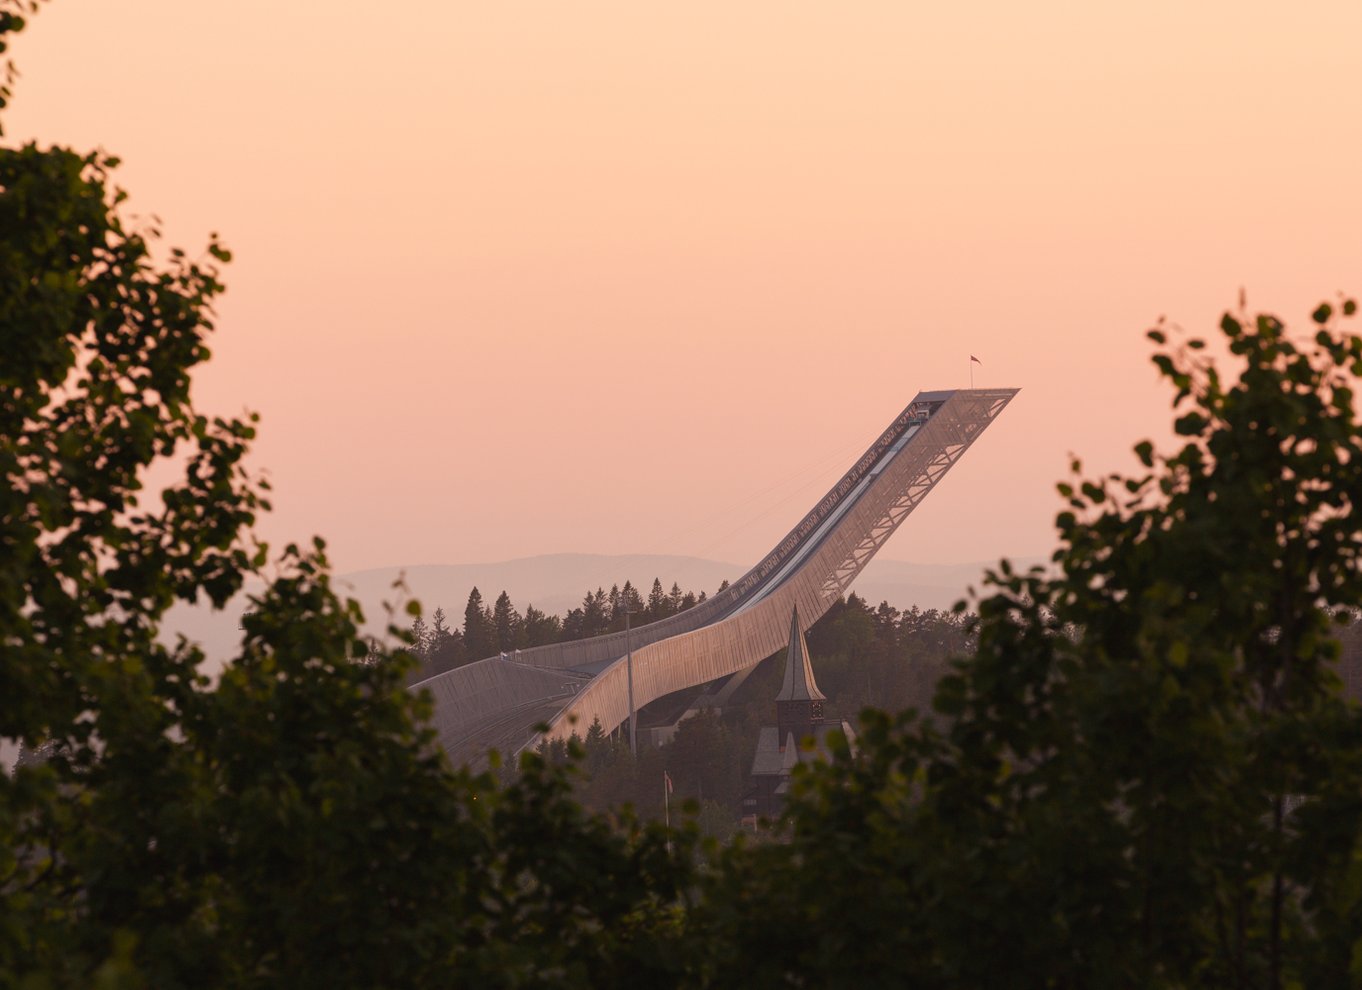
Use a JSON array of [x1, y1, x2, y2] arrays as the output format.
[[0, 9, 689, 988], [699, 302, 1362, 989]]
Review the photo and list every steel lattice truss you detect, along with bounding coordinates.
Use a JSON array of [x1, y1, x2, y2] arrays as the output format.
[[819, 390, 1013, 602], [418, 388, 1018, 764]]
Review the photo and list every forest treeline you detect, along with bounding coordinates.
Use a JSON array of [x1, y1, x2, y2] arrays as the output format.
[[403, 576, 719, 682]]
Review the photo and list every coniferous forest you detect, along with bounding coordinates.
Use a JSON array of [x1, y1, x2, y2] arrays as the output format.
[[7, 6, 1362, 988], [402, 576, 712, 681]]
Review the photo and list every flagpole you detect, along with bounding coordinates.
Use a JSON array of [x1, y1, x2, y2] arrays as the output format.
[[625, 607, 636, 757], [663, 771, 672, 855]]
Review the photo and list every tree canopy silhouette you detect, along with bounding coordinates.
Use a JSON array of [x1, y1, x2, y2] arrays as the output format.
[[0, 7, 688, 987]]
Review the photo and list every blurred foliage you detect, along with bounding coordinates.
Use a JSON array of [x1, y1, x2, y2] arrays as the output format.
[[695, 301, 1362, 989], [0, 7, 691, 988]]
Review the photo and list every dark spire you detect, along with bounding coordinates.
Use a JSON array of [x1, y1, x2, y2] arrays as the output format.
[[776, 604, 826, 703]]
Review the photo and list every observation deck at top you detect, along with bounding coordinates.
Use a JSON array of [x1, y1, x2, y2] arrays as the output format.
[[417, 387, 1018, 766]]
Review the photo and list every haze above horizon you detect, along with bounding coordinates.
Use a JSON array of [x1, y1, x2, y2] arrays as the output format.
[[9, 1, 1360, 572]]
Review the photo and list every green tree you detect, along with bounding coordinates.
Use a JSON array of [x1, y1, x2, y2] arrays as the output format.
[[666, 711, 743, 812], [411, 607, 468, 682], [522, 603, 562, 647], [699, 299, 1362, 989], [493, 590, 523, 653], [462, 585, 494, 659], [647, 578, 668, 621], [621, 579, 644, 617], [580, 587, 609, 639], [428, 606, 451, 654], [0, 86, 469, 985], [0, 9, 693, 985], [408, 613, 429, 659]]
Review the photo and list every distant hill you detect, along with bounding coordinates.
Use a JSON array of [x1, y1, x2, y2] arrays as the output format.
[[158, 552, 1047, 673]]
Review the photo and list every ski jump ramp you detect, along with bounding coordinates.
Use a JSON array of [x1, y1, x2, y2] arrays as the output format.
[[418, 388, 1018, 766]]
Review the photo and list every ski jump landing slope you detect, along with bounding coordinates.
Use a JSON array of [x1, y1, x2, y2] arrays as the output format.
[[419, 388, 1018, 766]]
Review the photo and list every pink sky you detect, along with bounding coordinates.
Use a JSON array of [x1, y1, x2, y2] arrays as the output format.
[[9, 2, 1361, 573]]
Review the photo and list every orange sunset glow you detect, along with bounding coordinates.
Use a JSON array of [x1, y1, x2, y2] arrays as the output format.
[[9, 0, 1361, 573]]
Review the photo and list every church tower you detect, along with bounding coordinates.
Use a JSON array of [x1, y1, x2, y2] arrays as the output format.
[[742, 604, 854, 824], [775, 604, 826, 747]]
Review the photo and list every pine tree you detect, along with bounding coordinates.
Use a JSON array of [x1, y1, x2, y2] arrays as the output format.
[[561, 607, 585, 642], [493, 591, 522, 652], [409, 615, 429, 660], [669, 582, 683, 615], [463, 587, 494, 660], [621, 580, 644, 615], [427, 627, 468, 673], [647, 578, 667, 621], [429, 607, 452, 656], [582, 588, 609, 638], [583, 718, 609, 776], [522, 605, 562, 647]]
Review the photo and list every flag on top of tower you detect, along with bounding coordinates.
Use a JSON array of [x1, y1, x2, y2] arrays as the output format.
[[970, 355, 982, 365]]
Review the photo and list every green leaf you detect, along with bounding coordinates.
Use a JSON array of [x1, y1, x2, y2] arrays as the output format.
[[1174, 411, 1207, 435]]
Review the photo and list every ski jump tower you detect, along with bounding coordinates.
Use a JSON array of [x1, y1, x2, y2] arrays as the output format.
[[418, 388, 1018, 765]]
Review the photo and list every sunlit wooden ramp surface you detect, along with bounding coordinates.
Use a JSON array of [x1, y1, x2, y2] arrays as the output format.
[[416, 388, 1018, 766]]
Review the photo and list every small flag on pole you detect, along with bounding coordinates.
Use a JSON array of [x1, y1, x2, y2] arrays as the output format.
[[970, 355, 982, 365], [662, 770, 675, 850]]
